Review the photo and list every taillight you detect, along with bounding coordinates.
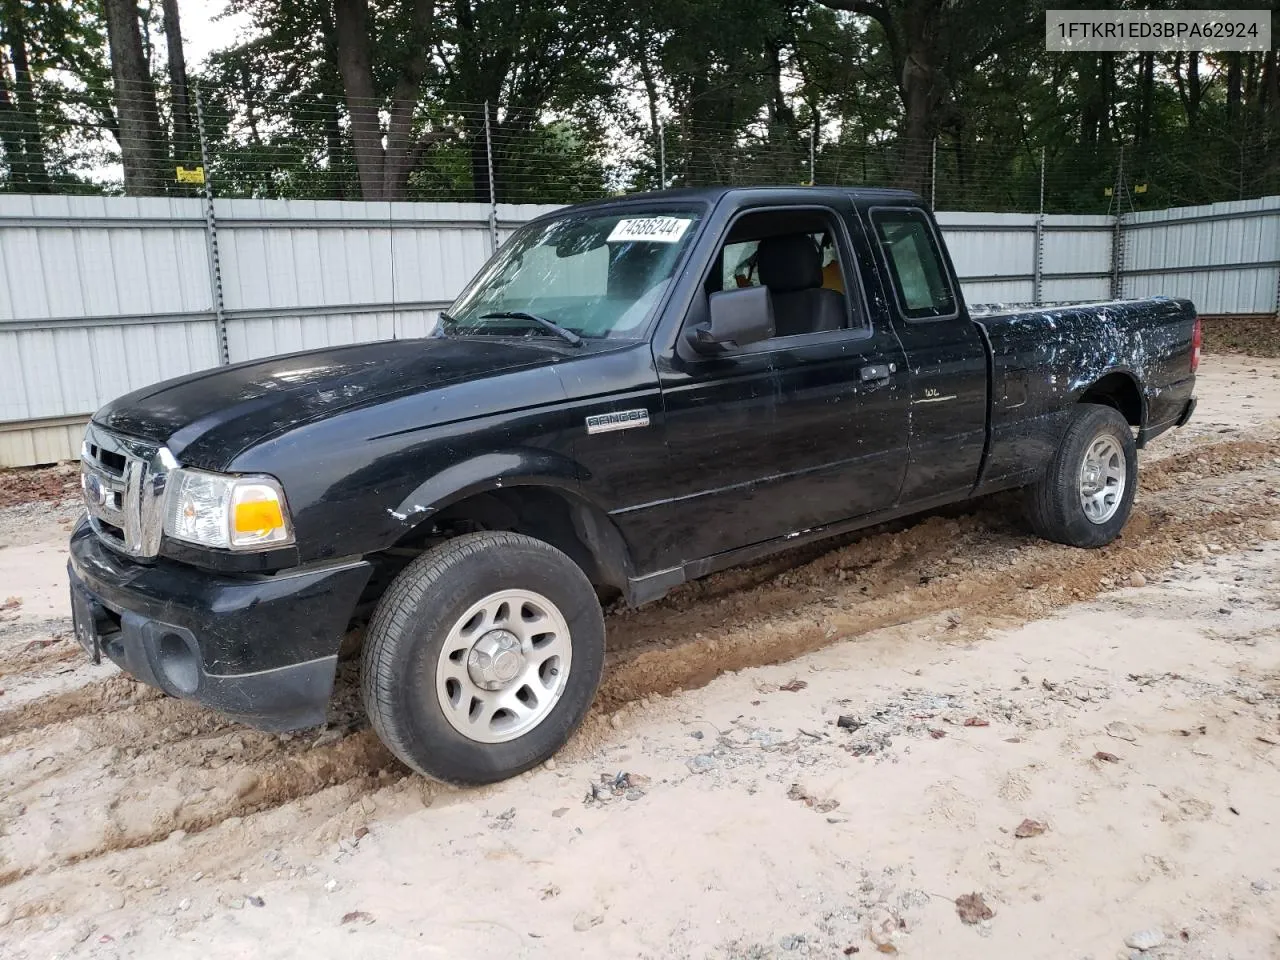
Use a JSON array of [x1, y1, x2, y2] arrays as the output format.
[[1191, 315, 1202, 373]]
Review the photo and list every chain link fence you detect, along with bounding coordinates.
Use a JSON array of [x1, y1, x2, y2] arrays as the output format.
[[3, 73, 1278, 214]]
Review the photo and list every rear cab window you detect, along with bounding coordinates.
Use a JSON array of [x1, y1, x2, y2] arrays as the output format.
[[870, 208, 958, 321]]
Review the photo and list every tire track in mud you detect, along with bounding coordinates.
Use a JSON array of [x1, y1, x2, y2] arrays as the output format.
[[596, 441, 1280, 708], [0, 638, 79, 680], [0, 675, 164, 740], [0, 729, 396, 890], [0, 434, 1275, 885]]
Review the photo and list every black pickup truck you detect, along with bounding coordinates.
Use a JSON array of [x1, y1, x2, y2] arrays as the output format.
[[68, 187, 1199, 783]]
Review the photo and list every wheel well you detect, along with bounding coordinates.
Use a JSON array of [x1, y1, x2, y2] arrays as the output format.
[[386, 486, 630, 598], [1079, 372, 1143, 427]]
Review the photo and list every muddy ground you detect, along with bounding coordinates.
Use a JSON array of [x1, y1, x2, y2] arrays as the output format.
[[1, 354, 1279, 959]]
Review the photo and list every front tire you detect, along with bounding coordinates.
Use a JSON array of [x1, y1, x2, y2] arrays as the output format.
[[1026, 403, 1138, 548], [361, 531, 605, 784]]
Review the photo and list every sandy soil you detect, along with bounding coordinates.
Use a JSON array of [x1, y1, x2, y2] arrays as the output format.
[[1, 353, 1279, 960]]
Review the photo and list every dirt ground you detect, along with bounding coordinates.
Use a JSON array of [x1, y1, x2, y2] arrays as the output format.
[[2, 353, 1280, 960], [1201, 315, 1280, 360]]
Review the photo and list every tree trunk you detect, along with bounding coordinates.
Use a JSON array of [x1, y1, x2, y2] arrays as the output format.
[[1, 12, 50, 190], [1080, 55, 1108, 147], [102, 0, 168, 194], [897, 0, 943, 194], [161, 0, 193, 162], [633, 41, 662, 187], [1137, 53, 1154, 146], [333, 0, 434, 201], [0, 49, 28, 187], [1227, 51, 1242, 123], [333, 0, 385, 199], [1175, 52, 1204, 131], [1263, 50, 1279, 120], [380, 0, 433, 200]]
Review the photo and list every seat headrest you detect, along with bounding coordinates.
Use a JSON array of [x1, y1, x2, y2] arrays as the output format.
[[756, 234, 822, 294]]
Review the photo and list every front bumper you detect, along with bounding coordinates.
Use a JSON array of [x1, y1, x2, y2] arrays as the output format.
[[67, 519, 372, 731]]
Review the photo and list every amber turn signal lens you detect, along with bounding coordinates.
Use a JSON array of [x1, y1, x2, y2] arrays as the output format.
[[233, 498, 284, 534]]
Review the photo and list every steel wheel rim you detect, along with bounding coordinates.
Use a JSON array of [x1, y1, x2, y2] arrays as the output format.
[[1078, 434, 1126, 525], [435, 589, 572, 744]]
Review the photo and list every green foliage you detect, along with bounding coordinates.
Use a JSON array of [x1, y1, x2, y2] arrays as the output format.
[[1, 0, 1277, 209]]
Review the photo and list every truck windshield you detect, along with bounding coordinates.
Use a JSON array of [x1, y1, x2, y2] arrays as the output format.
[[445, 209, 703, 340]]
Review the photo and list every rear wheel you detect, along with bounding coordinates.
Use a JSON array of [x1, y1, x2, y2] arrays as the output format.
[[361, 531, 605, 784], [1026, 403, 1138, 548]]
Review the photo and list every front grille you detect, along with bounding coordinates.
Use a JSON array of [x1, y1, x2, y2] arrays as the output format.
[[80, 426, 175, 559], [85, 442, 127, 476]]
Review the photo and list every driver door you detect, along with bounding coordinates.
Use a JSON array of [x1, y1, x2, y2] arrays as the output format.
[[650, 201, 910, 565]]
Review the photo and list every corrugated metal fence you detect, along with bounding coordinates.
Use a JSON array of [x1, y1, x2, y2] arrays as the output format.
[[0, 196, 559, 466], [1, 194, 1277, 467]]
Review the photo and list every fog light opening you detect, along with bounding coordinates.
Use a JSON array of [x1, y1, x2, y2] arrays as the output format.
[[157, 632, 200, 695]]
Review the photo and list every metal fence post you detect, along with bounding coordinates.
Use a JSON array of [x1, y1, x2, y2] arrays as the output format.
[[1033, 146, 1045, 305], [929, 137, 937, 208], [483, 101, 498, 254], [193, 84, 230, 365], [658, 122, 666, 189], [809, 124, 816, 186], [1274, 247, 1280, 322], [1110, 144, 1125, 301]]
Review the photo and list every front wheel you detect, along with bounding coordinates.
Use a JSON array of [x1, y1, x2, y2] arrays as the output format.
[[1025, 403, 1138, 548], [361, 531, 605, 784]]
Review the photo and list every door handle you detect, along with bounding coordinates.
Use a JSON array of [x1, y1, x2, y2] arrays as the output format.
[[860, 363, 894, 383]]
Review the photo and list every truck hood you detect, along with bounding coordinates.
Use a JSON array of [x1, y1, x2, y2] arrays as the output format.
[[93, 337, 571, 467]]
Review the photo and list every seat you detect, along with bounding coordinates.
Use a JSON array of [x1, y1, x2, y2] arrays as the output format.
[[756, 234, 846, 337]]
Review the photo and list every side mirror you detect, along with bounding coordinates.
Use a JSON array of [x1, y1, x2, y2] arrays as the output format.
[[688, 286, 775, 353]]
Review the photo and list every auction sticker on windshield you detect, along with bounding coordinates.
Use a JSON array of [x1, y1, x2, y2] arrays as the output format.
[[608, 217, 693, 244]]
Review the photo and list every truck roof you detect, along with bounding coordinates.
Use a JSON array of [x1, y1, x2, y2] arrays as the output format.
[[565, 185, 923, 212]]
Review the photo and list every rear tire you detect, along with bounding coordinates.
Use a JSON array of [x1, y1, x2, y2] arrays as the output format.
[[361, 531, 605, 784], [1026, 403, 1137, 548]]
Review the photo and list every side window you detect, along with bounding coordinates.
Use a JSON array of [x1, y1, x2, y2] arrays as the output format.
[[704, 209, 864, 339], [871, 209, 957, 320], [721, 240, 760, 289]]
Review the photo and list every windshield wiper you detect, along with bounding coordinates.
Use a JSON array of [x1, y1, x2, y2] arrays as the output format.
[[477, 311, 583, 347]]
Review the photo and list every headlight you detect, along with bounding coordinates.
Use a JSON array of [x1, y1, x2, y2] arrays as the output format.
[[163, 468, 294, 551]]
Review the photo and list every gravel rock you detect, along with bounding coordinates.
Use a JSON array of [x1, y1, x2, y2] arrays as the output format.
[[1106, 721, 1139, 742], [1128, 573, 1147, 588], [1251, 879, 1274, 893], [1124, 928, 1165, 951], [573, 912, 603, 932], [686, 754, 716, 774]]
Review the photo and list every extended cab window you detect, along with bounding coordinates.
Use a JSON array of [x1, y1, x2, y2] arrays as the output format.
[[871, 209, 957, 320], [706, 208, 863, 338]]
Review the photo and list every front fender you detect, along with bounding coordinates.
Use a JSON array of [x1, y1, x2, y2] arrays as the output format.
[[383, 449, 636, 593], [387, 448, 582, 523]]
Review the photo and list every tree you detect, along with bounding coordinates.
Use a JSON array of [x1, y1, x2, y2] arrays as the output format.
[[0, 2, 49, 189], [1, 0, 116, 193], [102, 0, 168, 193], [161, 0, 193, 161], [332, 0, 443, 200], [811, 0, 1042, 191]]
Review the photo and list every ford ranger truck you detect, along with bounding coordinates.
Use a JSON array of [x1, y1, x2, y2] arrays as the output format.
[[68, 187, 1199, 783]]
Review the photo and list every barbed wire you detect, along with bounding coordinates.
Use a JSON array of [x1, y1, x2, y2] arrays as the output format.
[[2, 75, 1276, 212]]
